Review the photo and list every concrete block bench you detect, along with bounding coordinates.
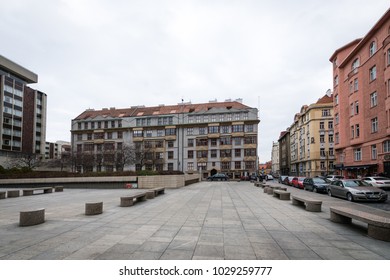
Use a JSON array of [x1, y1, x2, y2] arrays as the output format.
[[23, 187, 53, 196], [291, 195, 322, 212], [0, 191, 5, 199], [120, 192, 147, 207], [85, 202, 103, 215], [54, 186, 64, 192], [273, 190, 291, 200], [254, 182, 262, 187], [146, 187, 165, 199], [7, 190, 20, 198], [330, 206, 390, 242], [19, 208, 45, 226]]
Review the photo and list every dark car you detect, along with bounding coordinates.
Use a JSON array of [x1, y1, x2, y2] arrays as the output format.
[[207, 173, 229, 181], [279, 175, 288, 184], [327, 179, 388, 202], [303, 177, 328, 193]]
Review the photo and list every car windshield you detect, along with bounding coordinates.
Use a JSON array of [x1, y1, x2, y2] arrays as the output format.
[[313, 178, 326, 183], [298, 178, 305, 181], [344, 180, 370, 187]]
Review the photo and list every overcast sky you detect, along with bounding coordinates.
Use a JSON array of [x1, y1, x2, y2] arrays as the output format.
[[1, 0, 389, 162]]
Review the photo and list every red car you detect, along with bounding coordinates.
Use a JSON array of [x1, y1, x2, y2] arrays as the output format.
[[291, 177, 305, 189]]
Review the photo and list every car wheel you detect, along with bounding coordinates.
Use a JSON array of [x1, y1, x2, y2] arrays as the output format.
[[347, 193, 354, 202], [313, 187, 317, 193], [328, 189, 332, 197]]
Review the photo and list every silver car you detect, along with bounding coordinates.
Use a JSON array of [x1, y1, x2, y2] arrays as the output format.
[[362, 176, 390, 190], [327, 179, 388, 202]]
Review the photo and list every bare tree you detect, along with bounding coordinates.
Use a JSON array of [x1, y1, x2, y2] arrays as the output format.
[[8, 153, 42, 170]]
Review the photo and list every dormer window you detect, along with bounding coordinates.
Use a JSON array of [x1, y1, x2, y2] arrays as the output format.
[[369, 41, 377, 56]]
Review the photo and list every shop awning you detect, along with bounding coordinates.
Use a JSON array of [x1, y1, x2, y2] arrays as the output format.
[[340, 164, 377, 170]]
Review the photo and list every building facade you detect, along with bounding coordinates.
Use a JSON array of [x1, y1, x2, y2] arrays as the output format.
[[71, 100, 259, 179], [0, 55, 47, 166], [278, 130, 290, 176], [271, 141, 280, 176], [330, 8, 390, 177], [290, 94, 335, 177]]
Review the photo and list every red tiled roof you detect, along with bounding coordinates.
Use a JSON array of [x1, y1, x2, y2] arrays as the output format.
[[316, 94, 333, 104], [74, 101, 251, 120]]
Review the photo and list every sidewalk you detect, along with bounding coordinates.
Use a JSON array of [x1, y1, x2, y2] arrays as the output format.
[[0, 181, 389, 260]]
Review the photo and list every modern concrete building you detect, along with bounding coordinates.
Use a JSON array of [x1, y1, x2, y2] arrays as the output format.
[[330, 8, 390, 177], [71, 100, 259, 179], [0, 55, 47, 166]]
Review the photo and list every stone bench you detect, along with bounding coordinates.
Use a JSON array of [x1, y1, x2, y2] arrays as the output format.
[[146, 187, 165, 199], [120, 192, 147, 207], [85, 202, 103, 215], [330, 206, 390, 242], [273, 190, 291, 200], [291, 195, 322, 212], [54, 186, 64, 192], [23, 187, 53, 196], [19, 208, 45, 226], [7, 190, 20, 198], [0, 191, 5, 199]]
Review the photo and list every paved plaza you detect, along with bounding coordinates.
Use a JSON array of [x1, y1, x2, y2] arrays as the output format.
[[0, 180, 389, 260]]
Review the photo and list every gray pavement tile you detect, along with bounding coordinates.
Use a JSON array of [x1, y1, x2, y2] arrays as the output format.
[[126, 251, 163, 260], [310, 246, 355, 260], [251, 243, 289, 260], [224, 245, 256, 260], [160, 249, 194, 260], [193, 244, 224, 259], [342, 249, 386, 260], [167, 238, 198, 251], [137, 241, 170, 253], [282, 249, 322, 260]]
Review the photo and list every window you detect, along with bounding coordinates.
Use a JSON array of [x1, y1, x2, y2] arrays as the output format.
[[235, 161, 241, 169], [244, 136, 257, 144], [335, 132, 339, 144], [157, 129, 164, 137], [234, 137, 242, 145], [335, 94, 338, 105], [197, 162, 207, 171], [328, 121, 333, 129], [232, 125, 244, 132], [221, 126, 230, 134], [356, 124, 360, 137], [187, 162, 194, 171], [188, 139, 194, 147], [388, 48, 390, 65], [371, 145, 377, 159], [383, 140, 390, 153], [351, 126, 355, 139], [329, 134, 334, 143], [210, 138, 217, 147], [369, 65, 377, 81], [196, 138, 208, 146], [210, 150, 217, 158], [133, 130, 143, 137], [354, 78, 358, 91], [322, 109, 330, 117], [145, 130, 152, 137], [371, 117, 378, 133], [220, 136, 231, 145], [335, 114, 339, 124], [168, 151, 174, 159], [165, 128, 176, 136], [334, 75, 339, 86], [208, 126, 219, 134], [369, 41, 376, 56], [197, 151, 208, 158], [320, 148, 326, 157], [235, 149, 241, 157], [350, 103, 354, 116], [355, 101, 359, 115], [167, 141, 174, 148], [168, 163, 174, 171], [187, 128, 193, 135], [188, 150, 194, 159], [245, 124, 254, 132], [354, 148, 362, 161], [370, 92, 377, 107], [320, 135, 325, 143], [319, 122, 324, 130], [221, 162, 231, 170], [244, 149, 256, 156], [117, 131, 123, 139], [352, 58, 359, 73], [220, 149, 232, 158]]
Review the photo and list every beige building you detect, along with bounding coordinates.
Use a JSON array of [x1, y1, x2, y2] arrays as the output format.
[[71, 100, 259, 180], [289, 92, 334, 177]]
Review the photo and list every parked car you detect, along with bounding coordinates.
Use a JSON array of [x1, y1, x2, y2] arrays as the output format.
[[250, 174, 258, 181], [240, 175, 250, 181], [362, 176, 390, 189], [325, 174, 344, 181], [291, 177, 305, 189], [266, 174, 274, 181], [327, 179, 388, 202], [284, 176, 295, 186], [279, 175, 288, 184], [303, 177, 328, 193], [207, 173, 229, 181]]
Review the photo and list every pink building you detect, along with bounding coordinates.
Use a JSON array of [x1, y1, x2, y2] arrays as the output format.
[[330, 8, 390, 178]]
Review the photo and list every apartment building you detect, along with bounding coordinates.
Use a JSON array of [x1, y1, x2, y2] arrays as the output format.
[[330, 8, 390, 177], [0, 55, 47, 165], [71, 100, 259, 179], [278, 130, 290, 175], [281, 93, 334, 177], [271, 141, 280, 175]]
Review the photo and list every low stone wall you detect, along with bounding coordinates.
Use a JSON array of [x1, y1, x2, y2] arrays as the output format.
[[0, 173, 201, 189]]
